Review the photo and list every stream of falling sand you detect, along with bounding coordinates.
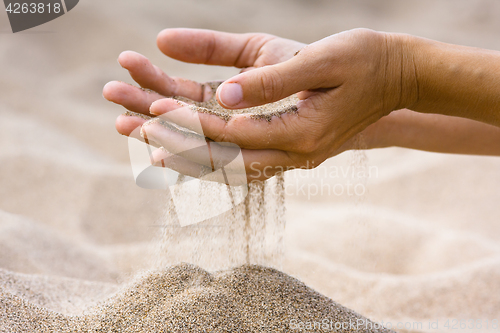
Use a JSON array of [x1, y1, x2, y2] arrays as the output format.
[[154, 175, 286, 271]]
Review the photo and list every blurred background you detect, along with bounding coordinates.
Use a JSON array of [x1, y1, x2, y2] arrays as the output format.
[[1, 0, 500, 331]]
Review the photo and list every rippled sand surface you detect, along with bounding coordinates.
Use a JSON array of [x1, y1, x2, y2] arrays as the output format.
[[1, 1, 500, 332]]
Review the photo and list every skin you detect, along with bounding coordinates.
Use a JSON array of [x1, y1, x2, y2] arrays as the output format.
[[103, 28, 500, 181]]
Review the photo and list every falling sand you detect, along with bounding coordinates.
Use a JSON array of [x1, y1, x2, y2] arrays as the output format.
[[141, 81, 294, 270], [1, 82, 392, 332]]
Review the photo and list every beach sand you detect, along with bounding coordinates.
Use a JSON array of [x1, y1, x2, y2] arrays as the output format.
[[1, 0, 500, 332], [2, 264, 393, 332]]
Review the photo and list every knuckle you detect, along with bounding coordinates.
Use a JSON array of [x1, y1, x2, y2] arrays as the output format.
[[211, 122, 232, 144], [294, 130, 319, 151], [204, 33, 217, 64], [259, 67, 284, 103], [212, 130, 226, 143], [289, 154, 314, 170], [298, 136, 322, 155]]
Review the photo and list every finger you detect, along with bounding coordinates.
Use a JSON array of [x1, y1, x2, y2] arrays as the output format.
[[141, 121, 212, 167], [151, 148, 247, 185], [149, 98, 190, 117], [103, 81, 164, 115], [151, 142, 298, 183], [143, 120, 304, 181], [115, 114, 148, 137], [241, 149, 298, 181], [215, 49, 336, 109], [150, 99, 206, 135], [240, 67, 256, 73], [150, 148, 215, 180], [143, 119, 245, 170], [144, 122, 248, 184], [157, 28, 276, 68], [166, 143, 299, 182], [118, 51, 212, 102], [150, 103, 308, 150]]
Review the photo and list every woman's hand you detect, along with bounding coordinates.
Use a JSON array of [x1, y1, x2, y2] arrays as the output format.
[[104, 28, 410, 181], [103, 28, 500, 182]]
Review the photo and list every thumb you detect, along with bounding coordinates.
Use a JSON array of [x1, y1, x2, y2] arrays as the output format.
[[216, 54, 324, 109]]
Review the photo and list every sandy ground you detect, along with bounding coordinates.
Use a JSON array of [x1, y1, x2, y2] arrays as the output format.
[[1, 0, 500, 332]]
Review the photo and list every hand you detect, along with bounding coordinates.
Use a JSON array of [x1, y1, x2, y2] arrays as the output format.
[[104, 28, 305, 133], [104, 28, 411, 181]]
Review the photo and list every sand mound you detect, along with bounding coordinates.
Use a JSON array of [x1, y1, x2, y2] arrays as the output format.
[[1, 264, 394, 332]]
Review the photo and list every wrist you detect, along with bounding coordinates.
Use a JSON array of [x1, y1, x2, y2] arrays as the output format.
[[400, 35, 500, 126], [382, 32, 420, 112]]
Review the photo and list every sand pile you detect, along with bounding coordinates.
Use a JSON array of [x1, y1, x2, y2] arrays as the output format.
[[2, 264, 393, 332]]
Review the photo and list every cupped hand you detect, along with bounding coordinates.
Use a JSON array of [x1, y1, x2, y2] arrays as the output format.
[[103, 28, 411, 181]]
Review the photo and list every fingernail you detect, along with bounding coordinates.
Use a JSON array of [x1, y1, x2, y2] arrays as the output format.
[[150, 100, 165, 115], [218, 83, 243, 107], [149, 102, 160, 115]]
